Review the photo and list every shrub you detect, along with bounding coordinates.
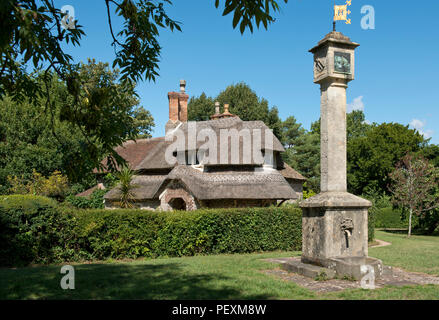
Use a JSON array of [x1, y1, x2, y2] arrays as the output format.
[[114, 166, 137, 208], [64, 189, 106, 209], [0, 195, 77, 266], [302, 189, 316, 200], [7, 170, 69, 200]]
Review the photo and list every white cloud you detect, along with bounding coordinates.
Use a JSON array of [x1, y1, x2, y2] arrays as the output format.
[[347, 96, 364, 113], [409, 119, 434, 139]]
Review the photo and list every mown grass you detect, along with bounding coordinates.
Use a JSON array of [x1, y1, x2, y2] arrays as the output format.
[[369, 230, 439, 276], [1, 230, 438, 300]]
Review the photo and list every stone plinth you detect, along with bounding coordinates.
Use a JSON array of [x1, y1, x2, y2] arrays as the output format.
[[299, 191, 383, 280]]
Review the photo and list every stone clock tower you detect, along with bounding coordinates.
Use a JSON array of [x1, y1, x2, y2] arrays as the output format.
[[285, 31, 385, 280], [310, 31, 357, 194]]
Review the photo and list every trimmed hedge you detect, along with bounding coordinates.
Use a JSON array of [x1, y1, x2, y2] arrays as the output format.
[[0, 195, 75, 267], [0, 195, 302, 266], [368, 209, 375, 242], [374, 207, 408, 229], [73, 207, 302, 260]]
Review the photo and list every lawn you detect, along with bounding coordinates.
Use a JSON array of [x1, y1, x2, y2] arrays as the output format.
[[1, 230, 438, 300]]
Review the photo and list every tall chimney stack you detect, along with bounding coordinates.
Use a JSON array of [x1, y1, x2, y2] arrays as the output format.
[[166, 80, 189, 134]]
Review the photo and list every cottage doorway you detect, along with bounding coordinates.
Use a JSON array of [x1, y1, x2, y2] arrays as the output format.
[[168, 197, 187, 211]]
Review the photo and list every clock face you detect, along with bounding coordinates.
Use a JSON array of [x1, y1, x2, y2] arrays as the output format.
[[334, 51, 351, 74]]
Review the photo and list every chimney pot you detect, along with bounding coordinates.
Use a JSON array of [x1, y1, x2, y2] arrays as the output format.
[[180, 80, 186, 93], [224, 103, 230, 114], [214, 101, 220, 114]]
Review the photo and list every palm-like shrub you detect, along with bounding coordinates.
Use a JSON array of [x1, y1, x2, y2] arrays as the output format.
[[115, 166, 137, 208]]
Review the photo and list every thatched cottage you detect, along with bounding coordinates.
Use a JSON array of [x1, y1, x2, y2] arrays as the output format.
[[91, 81, 305, 210]]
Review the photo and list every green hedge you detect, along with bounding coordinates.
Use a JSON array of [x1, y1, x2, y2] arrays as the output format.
[[374, 207, 408, 229], [72, 207, 302, 260], [0, 195, 302, 266], [368, 208, 375, 242], [0, 195, 76, 267], [64, 189, 106, 209]]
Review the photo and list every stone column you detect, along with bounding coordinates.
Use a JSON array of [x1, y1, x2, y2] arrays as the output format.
[[320, 79, 347, 192]]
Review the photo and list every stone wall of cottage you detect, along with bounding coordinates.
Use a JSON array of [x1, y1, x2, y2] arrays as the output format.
[[159, 180, 199, 211]]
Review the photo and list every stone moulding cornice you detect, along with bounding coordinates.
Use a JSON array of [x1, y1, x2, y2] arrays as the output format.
[[300, 191, 372, 208], [309, 31, 360, 54]]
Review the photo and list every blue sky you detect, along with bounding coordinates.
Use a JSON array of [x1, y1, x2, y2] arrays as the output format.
[[63, 0, 439, 143]]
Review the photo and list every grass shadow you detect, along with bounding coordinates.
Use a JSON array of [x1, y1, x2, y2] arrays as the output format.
[[1, 261, 271, 300]]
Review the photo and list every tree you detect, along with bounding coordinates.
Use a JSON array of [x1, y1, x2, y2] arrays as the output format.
[[281, 116, 305, 148], [132, 106, 155, 139], [0, 60, 153, 193], [283, 131, 320, 192], [1, 0, 287, 171], [188, 82, 284, 141], [420, 144, 439, 168], [347, 123, 427, 195], [388, 154, 439, 237], [347, 110, 371, 140], [187, 93, 215, 122]]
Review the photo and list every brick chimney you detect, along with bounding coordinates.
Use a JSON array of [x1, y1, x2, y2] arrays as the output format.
[[166, 80, 189, 134]]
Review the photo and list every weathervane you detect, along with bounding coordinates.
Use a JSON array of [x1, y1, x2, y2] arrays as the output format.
[[333, 0, 352, 31]]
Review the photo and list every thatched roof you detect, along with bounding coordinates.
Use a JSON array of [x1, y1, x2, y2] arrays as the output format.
[[136, 117, 285, 169], [95, 137, 166, 173], [105, 165, 297, 201], [277, 161, 306, 181], [98, 117, 287, 172], [165, 165, 296, 200]]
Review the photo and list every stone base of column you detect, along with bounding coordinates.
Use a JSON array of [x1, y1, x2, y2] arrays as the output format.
[[295, 191, 384, 280]]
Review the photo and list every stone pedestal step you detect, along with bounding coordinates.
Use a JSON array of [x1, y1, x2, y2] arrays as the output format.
[[273, 258, 337, 279]]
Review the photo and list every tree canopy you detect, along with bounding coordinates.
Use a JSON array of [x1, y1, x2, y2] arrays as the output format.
[[188, 82, 284, 141], [0, 60, 153, 193], [347, 122, 427, 195]]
